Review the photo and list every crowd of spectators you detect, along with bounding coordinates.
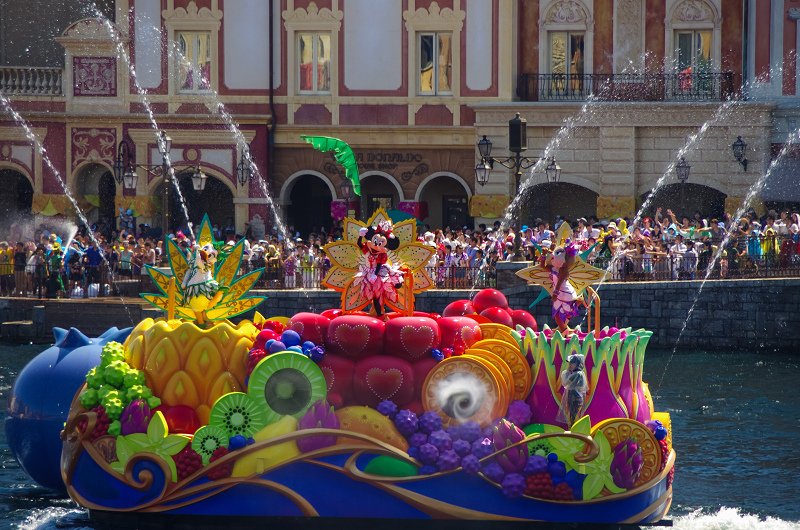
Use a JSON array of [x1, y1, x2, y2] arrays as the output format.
[[0, 205, 798, 298]]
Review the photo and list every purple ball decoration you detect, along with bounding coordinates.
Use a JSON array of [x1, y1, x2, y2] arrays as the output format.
[[427, 430, 452, 452], [501, 473, 526, 499], [523, 455, 548, 477], [481, 418, 502, 439], [459, 420, 482, 443], [482, 462, 505, 483], [548, 458, 567, 479], [447, 424, 461, 441], [452, 439, 472, 457], [281, 330, 302, 347], [461, 454, 481, 476], [506, 400, 532, 427], [308, 346, 325, 363], [407, 447, 419, 460], [393, 409, 419, 438], [471, 437, 494, 459], [419, 465, 438, 475], [268, 341, 286, 354], [436, 449, 461, 471], [418, 410, 443, 434], [408, 432, 428, 448], [377, 400, 398, 419], [418, 443, 439, 465]]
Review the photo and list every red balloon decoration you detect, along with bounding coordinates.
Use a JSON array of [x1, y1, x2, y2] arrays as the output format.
[[442, 300, 476, 317], [510, 309, 538, 332], [325, 315, 385, 360], [480, 307, 515, 327], [472, 289, 509, 314], [286, 312, 331, 345]]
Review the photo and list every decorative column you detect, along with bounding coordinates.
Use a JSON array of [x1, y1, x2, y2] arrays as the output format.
[[789, 9, 800, 96]]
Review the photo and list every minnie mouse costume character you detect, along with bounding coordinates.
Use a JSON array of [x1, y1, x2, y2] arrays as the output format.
[[356, 220, 404, 316]]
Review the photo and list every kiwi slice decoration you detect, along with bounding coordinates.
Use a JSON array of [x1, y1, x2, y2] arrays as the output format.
[[209, 392, 268, 439], [248, 352, 327, 425], [191, 425, 229, 465]]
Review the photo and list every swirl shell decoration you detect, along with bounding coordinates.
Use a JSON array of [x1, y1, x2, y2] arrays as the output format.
[[322, 208, 436, 314], [522, 327, 654, 428]]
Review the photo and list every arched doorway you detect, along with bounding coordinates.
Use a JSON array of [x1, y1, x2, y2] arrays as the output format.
[[640, 183, 725, 221], [418, 174, 471, 230], [74, 163, 116, 228], [158, 173, 234, 235], [0, 169, 33, 236], [521, 183, 598, 226], [360, 174, 399, 220], [286, 174, 333, 238]]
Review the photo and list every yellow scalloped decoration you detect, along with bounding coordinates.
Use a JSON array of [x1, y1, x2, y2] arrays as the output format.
[[122, 318, 258, 419], [470, 339, 532, 401], [591, 418, 661, 487]]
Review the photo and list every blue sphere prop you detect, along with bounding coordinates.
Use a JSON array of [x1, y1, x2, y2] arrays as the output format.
[[268, 341, 286, 354], [281, 330, 301, 347], [5, 326, 132, 492]]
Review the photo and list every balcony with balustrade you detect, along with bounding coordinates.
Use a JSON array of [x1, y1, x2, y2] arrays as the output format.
[[0, 67, 63, 96], [517, 72, 740, 103]]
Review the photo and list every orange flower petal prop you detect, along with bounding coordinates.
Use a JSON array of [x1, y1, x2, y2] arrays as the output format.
[[322, 208, 435, 314]]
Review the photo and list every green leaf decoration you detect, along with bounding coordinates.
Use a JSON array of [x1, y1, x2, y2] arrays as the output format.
[[300, 135, 360, 195], [110, 411, 189, 482], [148, 411, 167, 443], [570, 415, 591, 435], [580, 431, 626, 499]]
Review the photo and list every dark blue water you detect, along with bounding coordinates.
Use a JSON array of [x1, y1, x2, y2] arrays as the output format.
[[1, 344, 799, 529]]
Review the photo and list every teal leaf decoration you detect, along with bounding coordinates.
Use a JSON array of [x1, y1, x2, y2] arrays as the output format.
[[300, 135, 360, 195]]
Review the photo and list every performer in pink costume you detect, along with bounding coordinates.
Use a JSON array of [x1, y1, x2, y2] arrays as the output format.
[[356, 220, 404, 316]]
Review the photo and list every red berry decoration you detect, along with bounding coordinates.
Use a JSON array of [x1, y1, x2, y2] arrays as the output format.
[[246, 349, 268, 378], [554, 482, 574, 501], [78, 406, 111, 442], [524, 473, 555, 499], [659, 439, 675, 488], [173, 447, 204, 481], [207, 446, 233, 480]]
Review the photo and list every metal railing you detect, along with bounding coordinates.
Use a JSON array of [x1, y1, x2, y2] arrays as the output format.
[[517, 72, 738, 102], [0, 67, 63, 96], [595, 235, 800, 282]]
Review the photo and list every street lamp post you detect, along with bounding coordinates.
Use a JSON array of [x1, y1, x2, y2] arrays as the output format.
[[114, 132, 251, 233], [675, 156, 690, 218], [731, 136, 748, 171], [340, 180, 353, 219], [475, 113, 562, 261]]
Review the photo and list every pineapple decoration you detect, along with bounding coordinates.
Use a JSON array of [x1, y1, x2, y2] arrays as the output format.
[[323, 208, 436, 315], [142, 214, 266, 326]]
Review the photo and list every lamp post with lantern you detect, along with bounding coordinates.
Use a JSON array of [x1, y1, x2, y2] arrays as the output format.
[[114, 131, 252, 233], [675, 156, 691, 218], [475, 113, 562, 261]]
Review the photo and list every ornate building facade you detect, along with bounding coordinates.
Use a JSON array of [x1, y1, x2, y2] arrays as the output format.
[[0, 0, 797, 237]]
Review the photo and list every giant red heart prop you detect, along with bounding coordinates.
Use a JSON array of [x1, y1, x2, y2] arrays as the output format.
[[366, 368, 403, 400], [318, 354, 355, 402], [353, 356, 415, 408], [326, 315, 385, 360], [287, 312, 331, 344], [384, 317, 440, 361]]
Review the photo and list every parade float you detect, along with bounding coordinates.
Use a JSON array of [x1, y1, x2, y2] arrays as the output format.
[[7, 211, 675, 526]]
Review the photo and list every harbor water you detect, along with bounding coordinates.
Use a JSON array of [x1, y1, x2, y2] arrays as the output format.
[[1, 343, 798, 530]]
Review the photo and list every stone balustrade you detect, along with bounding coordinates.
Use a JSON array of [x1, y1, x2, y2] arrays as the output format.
[[0, 67, 63, 96]]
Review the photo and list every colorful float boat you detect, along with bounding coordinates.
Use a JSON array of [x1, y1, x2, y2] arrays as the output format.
[[8, 211, 675, 526]]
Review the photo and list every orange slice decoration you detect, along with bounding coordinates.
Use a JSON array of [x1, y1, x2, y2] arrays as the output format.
[[479, 323, 517, 345], [464, 350, 514, 400], [421, 356, 507, 428], [591, 418, 662, 487], [470, 339, 532, 401]]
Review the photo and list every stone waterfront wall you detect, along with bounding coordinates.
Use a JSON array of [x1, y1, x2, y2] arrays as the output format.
[[1, 279, 798, 352], [246, 277, 800, 352]]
